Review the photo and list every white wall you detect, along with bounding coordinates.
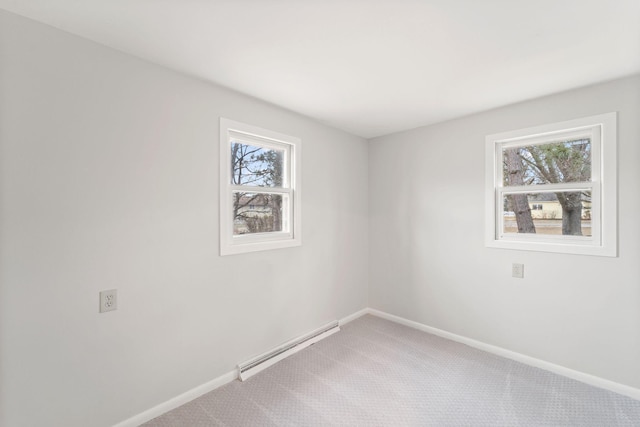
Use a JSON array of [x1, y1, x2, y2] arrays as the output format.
[[0, 11, 368, 427], [3, 7, 640, 427], [369, 75, 640, 389]]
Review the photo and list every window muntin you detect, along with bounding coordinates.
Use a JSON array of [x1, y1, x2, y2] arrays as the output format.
[[485, 113, 616, 256], [220, 118, 301, 255]]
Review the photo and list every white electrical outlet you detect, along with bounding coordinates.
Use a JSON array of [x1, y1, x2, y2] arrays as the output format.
[[512, 263, 524, 279], [99, 289, 117, 313]]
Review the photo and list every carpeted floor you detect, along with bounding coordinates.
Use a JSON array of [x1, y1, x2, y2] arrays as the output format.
[[144, 315, 640, 426]]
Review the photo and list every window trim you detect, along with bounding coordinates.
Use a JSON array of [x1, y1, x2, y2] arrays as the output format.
[[485, 112, 617, 257], [220, 118, 301, 256]]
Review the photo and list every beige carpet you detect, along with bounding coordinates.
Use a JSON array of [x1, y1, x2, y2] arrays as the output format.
[[144, 315, 640, 426]]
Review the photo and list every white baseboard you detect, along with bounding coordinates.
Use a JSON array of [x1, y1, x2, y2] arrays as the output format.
[[113, 370, 237, 427], [114, 312, 365, 426], [368, 308, 640, 401], [114, 306, 640, 426], [339, 307, 370, 325]]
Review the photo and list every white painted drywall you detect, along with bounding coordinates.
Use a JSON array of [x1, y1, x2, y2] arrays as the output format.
[[0, 11, 368, 426], [369, 75, 640, 389]]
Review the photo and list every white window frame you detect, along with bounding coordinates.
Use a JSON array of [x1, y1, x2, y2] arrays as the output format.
[[220, 118, 301, 256], [485, 112, 617, 257]]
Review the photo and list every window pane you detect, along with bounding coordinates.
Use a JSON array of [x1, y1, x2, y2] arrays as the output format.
[[502, 191, 592, 236], [231, 141, 285, 187], [232, 192, 285, 235], [502, 139, 591, 186]]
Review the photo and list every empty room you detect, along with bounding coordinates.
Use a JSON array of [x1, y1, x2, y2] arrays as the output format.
[[1, 1, 640, 426]]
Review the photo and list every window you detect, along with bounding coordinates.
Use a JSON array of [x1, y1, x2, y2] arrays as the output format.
[[485, 112, 617, 256], [220, 118, 301, 255]]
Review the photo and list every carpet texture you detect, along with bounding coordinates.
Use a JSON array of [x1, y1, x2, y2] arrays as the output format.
[[144, 315, 640, 426]]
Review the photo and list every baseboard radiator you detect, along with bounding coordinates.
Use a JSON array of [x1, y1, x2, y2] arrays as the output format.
[[237, 320, 340, 381]]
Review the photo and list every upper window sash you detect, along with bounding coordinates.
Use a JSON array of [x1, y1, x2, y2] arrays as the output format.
[[496, 127, 600, 189]]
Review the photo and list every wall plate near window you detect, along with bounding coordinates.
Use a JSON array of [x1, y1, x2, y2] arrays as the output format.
[[485, 112, 617, 256], [219, 118, 301, 256]]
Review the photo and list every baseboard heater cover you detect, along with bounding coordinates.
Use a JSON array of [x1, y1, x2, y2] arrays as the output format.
[[237, 320, 340, 381]]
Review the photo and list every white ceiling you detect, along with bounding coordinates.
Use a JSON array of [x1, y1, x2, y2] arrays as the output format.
[[1, 1, 639, 138]]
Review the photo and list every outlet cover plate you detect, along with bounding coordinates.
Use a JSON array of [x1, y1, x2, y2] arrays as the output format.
[[512, 263, 524, 279], [99, 289, 117, 313]]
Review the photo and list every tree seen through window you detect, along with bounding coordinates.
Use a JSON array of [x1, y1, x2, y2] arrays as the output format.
[[231, 142, 285, 234], [502, 139, 591, 236]]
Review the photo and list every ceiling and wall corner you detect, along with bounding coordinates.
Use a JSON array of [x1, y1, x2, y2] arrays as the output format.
[[0, 0, 638, 138]]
